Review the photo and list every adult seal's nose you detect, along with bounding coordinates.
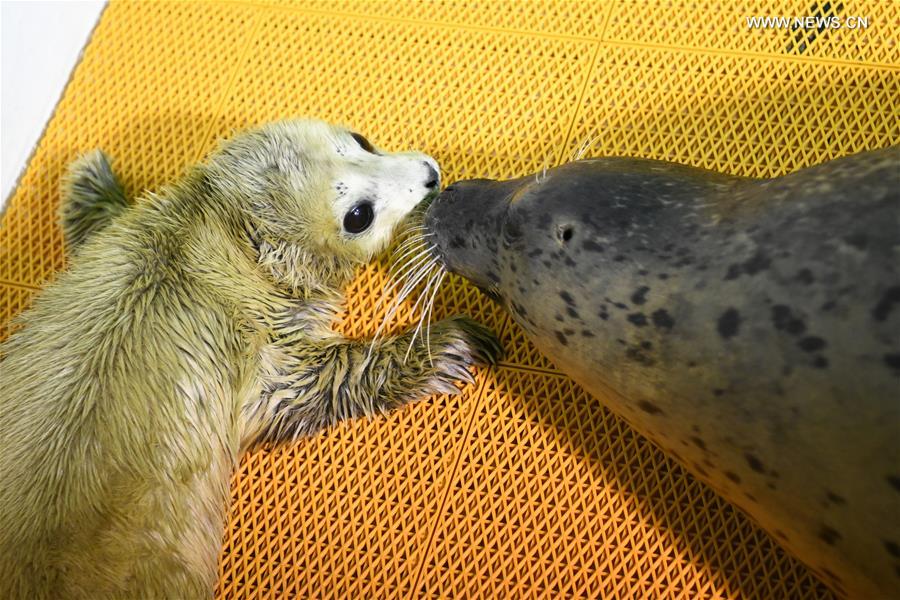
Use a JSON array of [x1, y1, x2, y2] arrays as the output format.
[[424, 177, 513, 291]]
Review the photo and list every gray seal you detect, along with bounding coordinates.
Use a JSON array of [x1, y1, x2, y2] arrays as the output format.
[[423, 147, 900, 598]]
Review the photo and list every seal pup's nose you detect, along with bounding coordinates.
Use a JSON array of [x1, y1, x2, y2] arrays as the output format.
[[424, 162, 440, 189]]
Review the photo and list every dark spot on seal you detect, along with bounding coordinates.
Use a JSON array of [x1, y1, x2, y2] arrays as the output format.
[[563, 328, 575, 336], [651, 309, 674, 331], [449, 235, 466, 249], [640, 341, 652, 350], [542, 260, 552, 268], [631, 286, 650, 306], [554, 331, 568, 346], [581, 330, 595, 338], [512, 302, 528, 317], [692, 463, 709, 477], [725, 471, 741, 484], [771, 305, 806, 336], [818, 525, 841, 546], [888, 475, 900, 493], [717, 308, 740, 339], [812, 356, 829, 369], [713, 388, 725, 397], [885, 353, 900, 374], [873, 287, 900, 322], [566, 306, 579, 319], [797, 336, 826, 352], [885, 540, 900, 558], [625, 346, 655, 366], [555, 314, 564, 322], [724, 251, 771, 280], [559, 291, 575, 306], [486, 271, 500, 284], [795, 268, 815, 285], [745, 493, 757, 503], [826, 491, 846, 505], [613, 302, 627, 310], [597, 310, 609, 321], [724, 264, 742, 280], [658, 273, 669, 280], [527, 248, 542, 258], [745, 453, 764, 473], [638, 400, 663, 415], [613, 254, 626, 262], [690, 436, 707, 451], [564, 256, 576, 267], [743, 251, 771, 275], [582, 240, 604, 252], [843, 233, 868, 250], [821, 300, 836, 311], [627, 313, 648, 327]]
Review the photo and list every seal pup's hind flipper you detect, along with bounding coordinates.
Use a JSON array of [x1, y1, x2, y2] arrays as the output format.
[[60, 149, 129, 253]]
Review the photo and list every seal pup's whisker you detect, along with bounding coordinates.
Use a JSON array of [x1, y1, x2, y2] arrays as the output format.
[[379, 246, 435, 306], [404, 265, 445, 362], [368, 252, 440, 357], [388, 241, 433, 278], [379, 235, 433, 294], [421, 268, 447, 366]]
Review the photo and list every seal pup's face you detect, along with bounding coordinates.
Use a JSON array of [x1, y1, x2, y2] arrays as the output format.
[[205, 119, 439, 289]]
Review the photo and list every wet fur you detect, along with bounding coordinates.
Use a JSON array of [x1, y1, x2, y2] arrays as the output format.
[[0, 121, 500, 599]]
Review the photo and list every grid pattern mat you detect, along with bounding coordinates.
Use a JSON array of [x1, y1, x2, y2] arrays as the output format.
[[2, 1, 898, 597]]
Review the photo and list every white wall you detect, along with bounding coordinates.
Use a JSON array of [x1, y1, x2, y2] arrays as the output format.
[[1, 0, 106, 212]]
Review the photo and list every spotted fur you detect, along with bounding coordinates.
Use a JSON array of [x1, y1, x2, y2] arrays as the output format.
[[425, 146, 900, 599]]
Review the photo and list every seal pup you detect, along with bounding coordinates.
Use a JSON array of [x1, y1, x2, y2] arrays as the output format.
[[0, 119, 500, 599], [421, 147, 899, 598]]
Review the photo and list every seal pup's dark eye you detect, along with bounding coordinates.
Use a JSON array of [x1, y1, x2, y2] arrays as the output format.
[[343, 202, 375, 234], [350, 132, 376, 154]]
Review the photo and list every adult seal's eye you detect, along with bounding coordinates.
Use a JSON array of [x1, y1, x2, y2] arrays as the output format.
[[343, 202, 375, 234], [350, 132, 376, 154]]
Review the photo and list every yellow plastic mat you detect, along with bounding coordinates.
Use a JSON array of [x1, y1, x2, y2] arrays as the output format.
[[2, 1, 897, 597]]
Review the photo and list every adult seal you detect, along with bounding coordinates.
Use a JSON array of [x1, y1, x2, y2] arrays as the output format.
[[422, 147, 900, 598]]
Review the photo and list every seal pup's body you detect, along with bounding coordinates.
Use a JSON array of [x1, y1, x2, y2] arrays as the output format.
[[423, 147, 899, 598], [0, 120, 499, 599]]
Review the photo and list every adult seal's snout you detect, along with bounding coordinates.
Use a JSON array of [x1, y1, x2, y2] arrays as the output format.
[[424, 147, 900, 599], [426, 177, 520, 292]]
